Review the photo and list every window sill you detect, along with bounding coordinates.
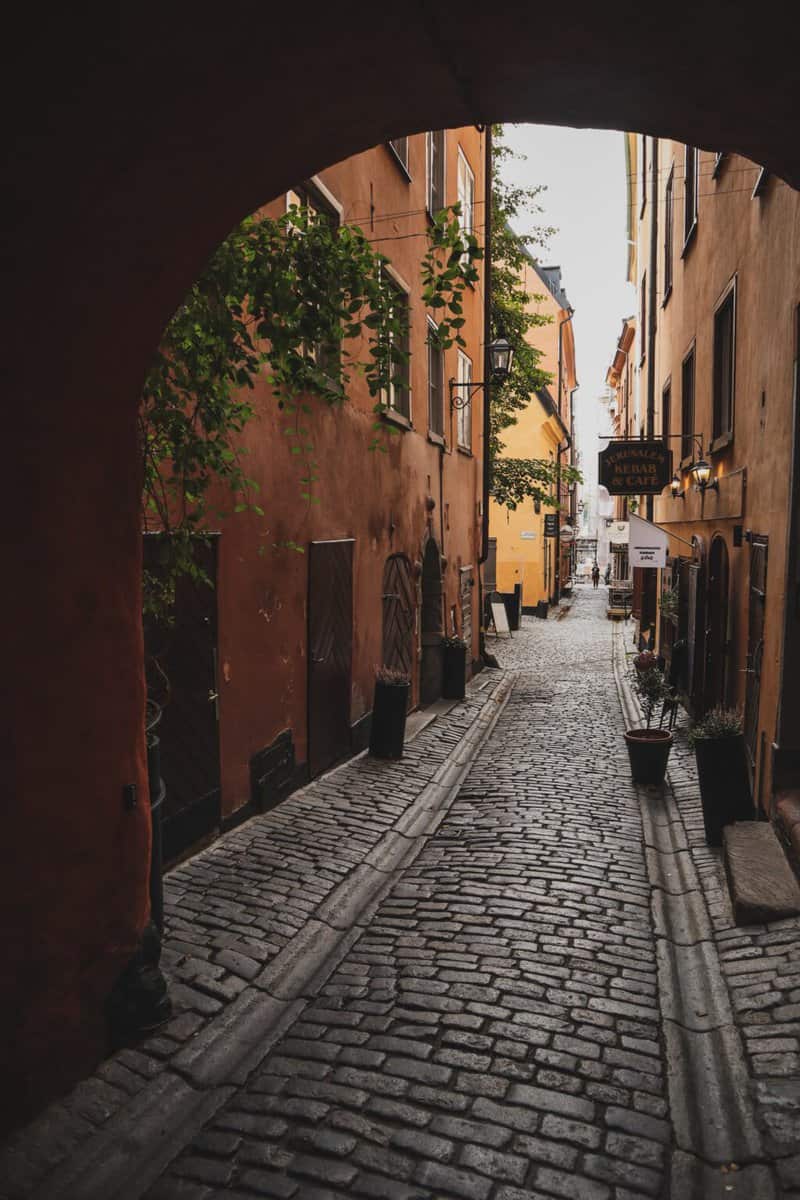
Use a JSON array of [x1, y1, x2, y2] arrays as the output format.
[[457, 444, 473, 457], [710, 430, 734, 454], [681, 221, 698, 258], [385, 143, 412, 182], [382, 408, 412, 432], [427, 430, 445, 448]]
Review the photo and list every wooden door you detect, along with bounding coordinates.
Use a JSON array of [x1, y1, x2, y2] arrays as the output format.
[[382, 554, 415, 707], [143, 534, 221, 863], [705, 535, 730, 711], [744, 537, 768, 786], [308, 539, 354, 777], [420, 537, 443, 706]]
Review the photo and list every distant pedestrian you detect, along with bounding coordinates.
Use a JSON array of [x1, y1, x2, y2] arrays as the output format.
[[604, 563, 611, 585], [592, 563, 600, 589]]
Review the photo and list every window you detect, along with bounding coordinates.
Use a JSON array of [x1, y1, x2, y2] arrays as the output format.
[[640, 272, 647, 362], [456, 351, 472, 450], [662, 380, 672, 443], [663, 165, 674, 302], [639, 134, 647, 216], [427, 130, 445, 216], [427, 321, 444, 438], [383, 275, 411, 420], [713, 282, 736, 444], [712, 152, 726, 180], [683, 146, 699, 248], [681, 347, 696, 462], [388, 137, 410, 175], [286, 181, 341, 374], [752, 167, 770, 199], [457, 148, 475, 258]]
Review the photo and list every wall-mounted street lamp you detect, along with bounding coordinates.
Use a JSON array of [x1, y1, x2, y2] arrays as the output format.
[[691, 456, 718, 492], [450, 335, 515, 410], [666, 434, 719, 495]]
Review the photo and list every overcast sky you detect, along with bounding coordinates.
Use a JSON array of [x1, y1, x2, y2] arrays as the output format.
[[503, 124, 636, 489]]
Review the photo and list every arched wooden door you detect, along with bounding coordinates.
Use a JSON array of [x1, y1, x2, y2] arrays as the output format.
[[420, 536, 443, 706], [382, 555, 415, 706], [704, 535, 730, 711]]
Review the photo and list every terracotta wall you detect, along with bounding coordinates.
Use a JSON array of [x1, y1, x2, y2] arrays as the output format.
[[206, 128, 487, 818], [634, 140, 800, 808]]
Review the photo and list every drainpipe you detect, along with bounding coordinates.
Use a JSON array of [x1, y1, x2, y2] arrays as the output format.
[[479, 124, 493, 567], [646, 137, 659, 520], [479, 125, 493, 658], [554, 308, 575, 603]]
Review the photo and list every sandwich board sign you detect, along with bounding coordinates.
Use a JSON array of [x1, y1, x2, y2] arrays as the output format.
[[490, 600, 511, 638]]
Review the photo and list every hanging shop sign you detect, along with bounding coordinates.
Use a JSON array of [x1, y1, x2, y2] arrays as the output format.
[[544, 514, 558, 538], [598, 440, 673, 495], [520, 531, 537, 540], [629, 515, 669, 569], [608, 521, 629, 544]]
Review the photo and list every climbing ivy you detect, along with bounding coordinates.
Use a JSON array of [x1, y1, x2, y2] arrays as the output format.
[[140, 200, 481, 617]]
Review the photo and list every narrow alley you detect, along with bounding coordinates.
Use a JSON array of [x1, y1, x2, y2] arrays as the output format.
[[5, 589, 799, 1199]]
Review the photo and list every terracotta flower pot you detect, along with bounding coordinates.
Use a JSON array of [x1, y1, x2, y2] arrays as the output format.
[[624, 728, 673, 785]]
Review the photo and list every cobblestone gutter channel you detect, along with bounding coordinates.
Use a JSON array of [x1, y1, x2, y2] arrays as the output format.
[[0, 675, 513, 1200], [612, 618, 780, 1199]]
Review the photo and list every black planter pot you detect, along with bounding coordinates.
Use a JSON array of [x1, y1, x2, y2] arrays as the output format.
[[694, 733, 754, 846], [442, 642, 467, 700], [624, 728, 673, 785], [369, 680, 410, 759]]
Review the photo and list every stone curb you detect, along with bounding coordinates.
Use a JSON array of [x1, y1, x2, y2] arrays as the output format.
[[610, 623, 772, 1192], [22, 671, 516, 1200]]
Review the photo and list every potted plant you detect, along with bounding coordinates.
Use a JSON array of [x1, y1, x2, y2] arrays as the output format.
[[624, 653, 673, 785], [442, 635, 468, 700], [369, 666, 411, 759], [660, 586, 679, 621], [688, 707, 754, 846]]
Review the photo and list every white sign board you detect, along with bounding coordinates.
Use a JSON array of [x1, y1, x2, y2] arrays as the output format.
[[608, 521, 630, 545], [490, 601, 511, 637], [520, 531, 537, 540], [629, 515, 669, 568]]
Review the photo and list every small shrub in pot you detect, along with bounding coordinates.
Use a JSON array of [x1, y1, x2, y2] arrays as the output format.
[[688, 707, 753, 846], [624, 657, 673, 785]]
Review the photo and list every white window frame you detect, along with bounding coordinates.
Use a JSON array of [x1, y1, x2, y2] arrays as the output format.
[[457, 147, 475, 243], [381, 263, 412, 423], [456, 351, 472, 451], [426, 130, 445, 217], [427, 318, 444, 440]]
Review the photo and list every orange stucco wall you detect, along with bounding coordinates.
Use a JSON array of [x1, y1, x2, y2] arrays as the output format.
[[634, 143, 800, 808], [194, 129, 487, 819]]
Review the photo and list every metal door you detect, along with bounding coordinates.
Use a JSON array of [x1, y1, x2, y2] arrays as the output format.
[[143, 534, 221, 863], [382, 554, 415, 706], [308, 539, 354, 777], [744, 537, 768, 785]]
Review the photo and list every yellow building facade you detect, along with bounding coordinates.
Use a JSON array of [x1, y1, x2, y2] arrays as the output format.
[[491, 258, 577, 609]]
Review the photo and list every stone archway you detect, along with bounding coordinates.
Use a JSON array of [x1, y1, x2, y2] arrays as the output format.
[[6, 0, 800, 1123]]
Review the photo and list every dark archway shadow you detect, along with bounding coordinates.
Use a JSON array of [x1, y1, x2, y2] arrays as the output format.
[[5, 0, 800, 1125]]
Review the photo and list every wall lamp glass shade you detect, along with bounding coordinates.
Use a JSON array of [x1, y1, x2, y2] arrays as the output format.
[[691, 457, 714, 489], [670, 472, 683, 499], [489, 336, 514, 379]]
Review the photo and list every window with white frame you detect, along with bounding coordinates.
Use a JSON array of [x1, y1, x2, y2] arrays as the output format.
[[286, 181, 341, 374], [382, 274, 411, 420], [426, 130, 445, 216], [457, 148, 475, 253], [683, 146, 699, 247], [388, 137, 410, 175], [427, 321, 444, 437], [456, 351, 472, 450], [712, 281, 736, 444]]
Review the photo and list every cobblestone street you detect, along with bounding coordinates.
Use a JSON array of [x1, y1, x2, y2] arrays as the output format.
[[5, 588, 800, 1199]]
